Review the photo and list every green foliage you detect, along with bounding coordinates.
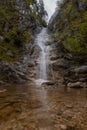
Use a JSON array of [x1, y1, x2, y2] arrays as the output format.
[[53, 33, 61, 42], [63, 37, 82, 53], [0, 41, 19, 62], [82, 0, 87, 4], [0, 29, 32, 62], [80, 23, 87, 36], [0, 0, 47, 62], [53, 35, 59, 42], [4, 29, 32, 47], [84, 11, 87, 22], [63, 3, 72, 16], [51, 0, 87, 56], [0, 5, 10, 21], [40, 19, 47, 27]]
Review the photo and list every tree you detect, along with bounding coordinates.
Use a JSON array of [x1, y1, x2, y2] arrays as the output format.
[[38, 0, 48, 19]]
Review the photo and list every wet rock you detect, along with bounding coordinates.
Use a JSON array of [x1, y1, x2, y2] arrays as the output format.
[[63, 110, 74, 119], [67, 82, 87, 88], [0, 80, 5, 85], [15, 108, 22, 113], [34, 26, 42, 33], [64, 53, 73, 60], [74, 66, 87, 74], [0, 89, 7, 93], [65, 104, 73, 109], [79, 78, 87, 82], [31, 44, 41, 58], [52, 58, 69, 71], [16, 71, 27, 80], [67, 125, 76, 130], [50, 55, 59, 61], [6, 50, 14, 57], [0, 41, 37, 84], [0, 35, 3, 40], [28, 59, 35, 67], [42, 81, 55, 86], [60, 124, 67, 130], [0, 62, 26, 84]]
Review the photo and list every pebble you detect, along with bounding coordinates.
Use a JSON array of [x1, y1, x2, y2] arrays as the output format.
[[66, 104, 73, 109], [60, 124, 67, 130], [0, 89, 7, 93]]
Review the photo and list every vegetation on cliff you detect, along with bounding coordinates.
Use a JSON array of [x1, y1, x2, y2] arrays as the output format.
[[0, 0, 47, 62], [48, 0, 87, 60]]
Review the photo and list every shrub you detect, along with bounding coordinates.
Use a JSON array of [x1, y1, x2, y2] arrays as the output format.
[[4, 29, 32, 47]]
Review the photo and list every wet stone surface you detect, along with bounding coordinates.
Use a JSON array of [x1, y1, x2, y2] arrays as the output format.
[[0, 83, 87, 130]]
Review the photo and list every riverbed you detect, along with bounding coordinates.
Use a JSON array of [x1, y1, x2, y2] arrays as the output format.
[[0, 83, 87, 130]]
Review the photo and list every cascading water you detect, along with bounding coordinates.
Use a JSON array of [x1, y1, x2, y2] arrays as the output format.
[[35, 28, 51, 85]]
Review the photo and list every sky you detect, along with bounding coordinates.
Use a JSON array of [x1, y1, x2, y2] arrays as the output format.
[[43, 0, 58, 20]]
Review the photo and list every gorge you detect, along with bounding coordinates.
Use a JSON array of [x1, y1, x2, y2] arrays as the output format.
[[0, 0, 87, 130]]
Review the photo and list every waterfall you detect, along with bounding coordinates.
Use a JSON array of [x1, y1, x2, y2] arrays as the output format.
[[35, 28, 51, 85]]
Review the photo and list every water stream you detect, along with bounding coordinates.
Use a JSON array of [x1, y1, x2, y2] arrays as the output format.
[[35, 28, 51, 85]]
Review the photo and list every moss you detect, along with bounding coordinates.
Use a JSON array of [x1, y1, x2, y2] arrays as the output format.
[[0, 42, 19, 63], [84, 11, 87, 22], [0, 0, 47, 63], [63, 2, 72, 16], [63, 34, 87, 54], [0, 29, 32, 62], [4, 29, 32, 47], [82, 0, 87, 4], [63, 37, 81, 53], [80, 22, 87, 35], [51, 0, 87, 58], [53, 33, 62, 42], [40, 18, 47, 27]]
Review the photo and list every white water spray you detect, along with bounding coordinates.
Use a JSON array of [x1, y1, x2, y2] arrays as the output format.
[[35, 28, 51, 85]]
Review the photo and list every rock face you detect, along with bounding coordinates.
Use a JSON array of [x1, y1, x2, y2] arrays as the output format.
[[42, 81, 55, 86], [49, 38, 87, 88], [74, 66, 87, 74], [6, 50, 14, 58], [0, 42, 41, 84], [0, 0, 47, 84], [67, 82, 87, 88], [48, 0, 87, 58], [52, 58, 70, 70], [48, 0, 87, 88]]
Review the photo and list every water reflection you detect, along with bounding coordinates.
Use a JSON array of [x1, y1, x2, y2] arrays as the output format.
[[0, 83, 87, 130]]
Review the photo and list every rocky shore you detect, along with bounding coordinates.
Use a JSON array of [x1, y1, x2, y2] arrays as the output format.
[[50, 39, 87, 88], [0, 41, 41, 85], [0, 28, 87, 130], [0, 27, 87, 89]]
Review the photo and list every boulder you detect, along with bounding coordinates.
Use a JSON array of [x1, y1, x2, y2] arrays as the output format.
[[74, 66, 87, 74], [0, 80, 5, 85], [50, 55, 59, 61], [0, 36, 4, 41], [0, 89, 7, 93], [0, 62, 26, 84], [52, 58, 69, 71], [42, 81, 55, 86], [28, 59, 35, 67], [67, 82, 87, 88], [60, 124, 67, 130], [6, 50, 14, 57], [64, 53, 73, 60]]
